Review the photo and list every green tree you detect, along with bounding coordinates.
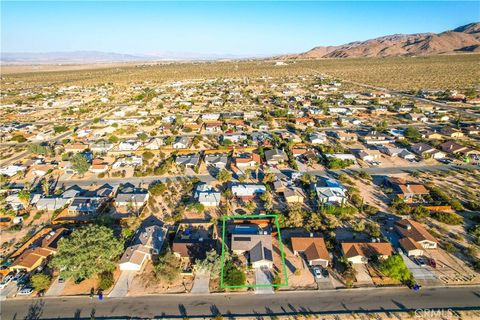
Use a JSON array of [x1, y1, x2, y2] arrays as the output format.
[[53, 126, 69, 134], [379, 254, 413, 283], [11, 135, 27, 143], [404, 127, 421, 141], [71, 153, 90, 176], [223, 260, 246, 286], [50, 225, 124, 281], [18, 189, 31, 205], [217, 169, 232, 183], [154, 251, 181, 283], [307, 213, 322, 231], [366, 221, 381, 238], [352, 220, 365, 233], [31, 273, 51, 292], [137, 132, 149, 141], [412, 206, 430, 222], [194, 249, 230, 278]]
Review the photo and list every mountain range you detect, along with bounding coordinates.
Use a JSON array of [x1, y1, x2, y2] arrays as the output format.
[[2, 22, 479, 64], [282, 22, 480, 59]]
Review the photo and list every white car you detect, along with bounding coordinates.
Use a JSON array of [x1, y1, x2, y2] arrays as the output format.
[[313, 267, 322, 279], [18, 286, 34, 296], [0, 276, 13, 289]]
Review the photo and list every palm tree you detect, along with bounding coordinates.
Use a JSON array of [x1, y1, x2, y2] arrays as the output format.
[[42, 178, 50, 197]]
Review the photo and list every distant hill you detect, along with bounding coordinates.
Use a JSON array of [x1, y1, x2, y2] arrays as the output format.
[[0, 50, 254, 64], [282, 22, 480, 59]]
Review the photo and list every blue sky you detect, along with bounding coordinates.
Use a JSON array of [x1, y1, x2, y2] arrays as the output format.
[[1, 1, 479, 55]]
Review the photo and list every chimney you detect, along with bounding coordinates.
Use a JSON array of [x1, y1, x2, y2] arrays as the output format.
[[406, 224, 412, 230]]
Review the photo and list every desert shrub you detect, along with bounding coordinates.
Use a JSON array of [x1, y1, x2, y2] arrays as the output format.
[[98, 271, 114, 290], [431, 211, 464, 225]]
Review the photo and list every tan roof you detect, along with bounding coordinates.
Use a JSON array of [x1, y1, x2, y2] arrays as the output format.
[[399, 237, 424, 252], [398, 184, 429, 195], [395, 219, 437, 244], [341, 242, 393, 259], [11, 247, 51, 269], [291, 237, 329, 261]]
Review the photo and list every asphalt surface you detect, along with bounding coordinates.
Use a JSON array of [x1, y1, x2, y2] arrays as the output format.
[[2, 286, 480, 319], [53, 163, 479, 188]]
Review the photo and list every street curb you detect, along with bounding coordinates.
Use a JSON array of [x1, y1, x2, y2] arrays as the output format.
[[6, 283, 480, 301]]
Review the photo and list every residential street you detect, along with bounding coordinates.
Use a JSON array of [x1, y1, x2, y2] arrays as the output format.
[[2, 286, 479, 319], [51, 163, 479, 188]]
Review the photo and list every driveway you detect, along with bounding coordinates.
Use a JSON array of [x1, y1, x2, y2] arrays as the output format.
[[352, 264, 373, 285], [108, 271, 136, 298], [0, 282, 18, 301], [45, 276, 66, 296], [191, 273, 210, 294], [400, 253, 438, 284], [255, 266, 274, 294]]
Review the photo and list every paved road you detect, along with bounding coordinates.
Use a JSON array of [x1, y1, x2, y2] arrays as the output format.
[[52, 163, 478, 188], [2, 286, 480, 319]]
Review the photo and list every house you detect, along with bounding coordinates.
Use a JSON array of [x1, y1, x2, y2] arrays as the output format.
[[398, 237, 425, 257], [395, 219, 437, 250], [439, 141, 468, 154], [283, 187, 305, 204], [64, 143, 89, 153], [35, 197, 71, 211], [204, 121, 223, 133], [144, 138, 164, 150], [118, 140, 142, 151], [314, 178, 347, 205], [291, 236, 330, 267], [333, 131, 357, 142], [204, 153, 229, 169], [231, 233, 273, 268], [360, 131, 391, 145], [399, 149, 416, 160], [114, 184, 149, 210], [90, 141, 114, 153], [112, 156, 143, 168], [341, 242, 393, 264], [10, 228, 68, 272], [195, 184, 221, 207], [0, 165, 26, 177], [357, 149, 382, 162], [385, 177, 429, 203], [232, 184, 266, 201], [234, 152, 261, 169], [172, 223, 217, 262], [5, 193, 24, 211], [173, 136, 191, 149], [223, 133, 247, 143], [420, 129, 443, 140], [441, 127, 464, 139], [89, 158, 109, 173], [264, 148, 288, 165], [175, 154, 200, 168], [29, 164, 52, 177], [309, 133, 328, 144], [119, 225, 167, 271], [295, 117, 315, 127], [406, 113, 428, 122], [68, 197, 104, 215], [410, 143, 445, 159]]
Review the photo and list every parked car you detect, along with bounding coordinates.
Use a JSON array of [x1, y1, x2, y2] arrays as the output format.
[[0, 274, 14, 288], [415, 257, 427, 267], [312, 267, 322, 279], [18, 286, 34, 296], [58, 276, 65, 284]]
